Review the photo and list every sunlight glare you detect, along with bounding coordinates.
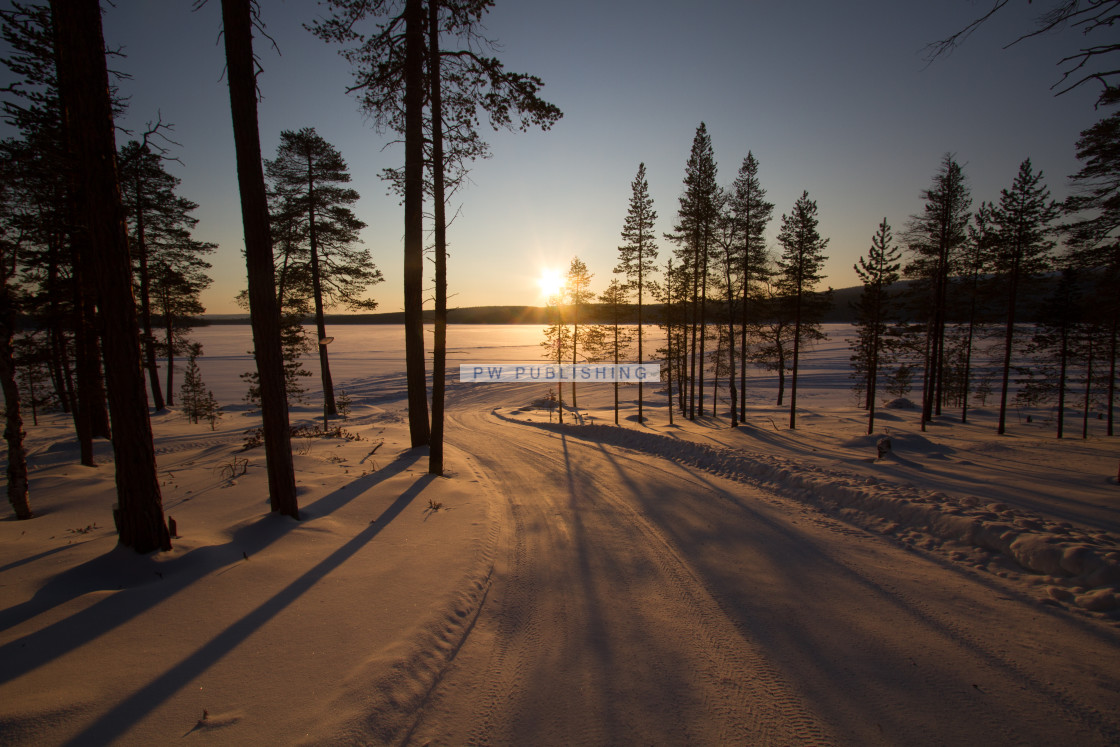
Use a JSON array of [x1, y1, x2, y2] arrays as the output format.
[[537, 268, 565, 300]]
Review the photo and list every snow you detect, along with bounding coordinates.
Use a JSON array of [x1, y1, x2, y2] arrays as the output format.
[[2, 324, 1119, 745]]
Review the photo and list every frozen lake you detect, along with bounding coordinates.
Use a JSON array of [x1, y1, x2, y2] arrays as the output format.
[[186, 323, 858, 407]]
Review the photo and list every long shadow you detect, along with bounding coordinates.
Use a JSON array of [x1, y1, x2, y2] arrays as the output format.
[[62, 472, 436, 746], [561, 434, 628, 744], [0, 450, 423, 683], [588, 437, 1120, 741], [0, 541, 94, 575]]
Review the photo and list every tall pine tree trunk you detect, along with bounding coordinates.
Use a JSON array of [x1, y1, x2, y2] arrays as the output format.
[[164, 316, 176, 406], [867, 298, 880, 436], [67, 219, 97, 464], [637, 280, 644, 423], [689, 231, 700, 420], [52, 0, 170, 551], [307, 162, 337, 421], [133, 176, 165, 411], [789, 295, 802, 429], [1056, 327, 1069, 439], [221, 0, 298, 518], [1, 284, 31, 519], [698, 229, 709, 416], [997, 262, 1021, 436], [429, 0, 447, 475], [403, 0, 430, 448], [1084, 335, 1095, 440], [725, 257, 737, 427], [740, 271, 749, 423]]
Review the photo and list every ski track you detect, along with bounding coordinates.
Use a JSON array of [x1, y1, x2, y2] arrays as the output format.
[[401, 385, 1120, 745]]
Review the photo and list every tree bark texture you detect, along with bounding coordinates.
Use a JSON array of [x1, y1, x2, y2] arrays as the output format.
[[220, 0, 299, 518], [403, 0, 430, 448], [52, 0, 170, 552]]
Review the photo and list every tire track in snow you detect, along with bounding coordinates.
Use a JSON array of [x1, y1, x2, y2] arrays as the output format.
[[519, 415, 1120, 744], [412, 403, 838, 745]]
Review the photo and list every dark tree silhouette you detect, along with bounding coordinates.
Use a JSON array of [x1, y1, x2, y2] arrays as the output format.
[[959, 201, 997, 423], [713, 191, 739, 427], [265, 127, 380, 426], [119, 138, 214, 412], [51, 0, 169, 551], [727, 152, 773, 423], [851, 217, 901, 435], [776, 190, 830, 429], [541, 286, 570, 424], [1066, 109, 1120, 435], [600, 279, 633, 425], [991, 158, 1061, 435], [566, 256, 594, 411], [0, 147, 31, 519], [615, 162, 658, 423], [2, 2, 109, 463], [220, 0, 298, 518], [312, 0, 561, 467], [656, 257, 688, 424], [667, 123, 719, 420], [904, 154, 971, 426]]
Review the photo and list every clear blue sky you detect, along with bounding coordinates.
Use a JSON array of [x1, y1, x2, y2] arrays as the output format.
[[16, 1, 1105, 314]]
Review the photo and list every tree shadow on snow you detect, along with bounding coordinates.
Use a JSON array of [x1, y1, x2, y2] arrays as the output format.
[[61, 472, 436, 746], [0, 450, 426, 690]]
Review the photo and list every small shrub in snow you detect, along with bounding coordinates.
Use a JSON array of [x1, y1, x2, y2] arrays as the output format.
[[180, 344, 221, 427]]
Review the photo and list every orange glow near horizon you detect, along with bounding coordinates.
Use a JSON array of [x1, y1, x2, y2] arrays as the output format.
[[537, 268, 565, 301]]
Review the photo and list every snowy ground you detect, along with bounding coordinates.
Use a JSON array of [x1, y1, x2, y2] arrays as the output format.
[[1, 325, 1119, 745]]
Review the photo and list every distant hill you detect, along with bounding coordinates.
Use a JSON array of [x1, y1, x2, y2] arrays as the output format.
[[201, 277, 1075, 326]]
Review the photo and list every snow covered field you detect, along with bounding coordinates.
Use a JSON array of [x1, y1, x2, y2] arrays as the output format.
[[2, 324, 1119, 745]]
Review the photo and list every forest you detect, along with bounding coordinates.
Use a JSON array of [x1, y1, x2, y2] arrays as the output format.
[[0, 0, 1117, 558]]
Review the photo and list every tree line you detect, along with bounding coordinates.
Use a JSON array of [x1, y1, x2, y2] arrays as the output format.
[[0, 0, 559, 551], [539, 127, 1115, 444]]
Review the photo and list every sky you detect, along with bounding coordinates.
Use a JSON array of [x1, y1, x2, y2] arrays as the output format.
[[5, 0, 1105, 315]]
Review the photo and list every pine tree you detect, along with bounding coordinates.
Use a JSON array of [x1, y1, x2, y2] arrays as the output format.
[[0, 145, 31, 519], [312, 0, 561, 459], [667, 123, 720, 419], [713, 191, 740, 426], [751, 279, 797, 407], [180, 343, 207, 424], [541, 285, 570, 424], [991, 158, 1061, 435], [220, 0, 298, 519], [1065, 108, 1120, 436], [1, 2, 109, 463], [265, 127, 381, 426], [119, 138, 215, 411], [776, 191, 830, 429], [52, 0, 169, 551], [615, 162, 658, 423], [957, 200, 996, 423], [599, 279, 633, 425], [851, 217, 901, 434], [728, 152, 773, 422], [655, 257, 688, 424], [566, 257, 594, 411], [154, 262, 211, 406], [904, 155, 971, 426]]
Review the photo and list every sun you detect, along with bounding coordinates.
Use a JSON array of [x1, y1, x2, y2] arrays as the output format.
[[537, 268, 566, 300]]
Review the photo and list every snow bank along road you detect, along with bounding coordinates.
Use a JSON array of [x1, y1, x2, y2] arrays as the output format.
[[401, 383, 1120, 746]]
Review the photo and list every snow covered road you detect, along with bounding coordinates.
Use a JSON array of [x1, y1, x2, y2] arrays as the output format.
[[406, 384, 1120, 745]]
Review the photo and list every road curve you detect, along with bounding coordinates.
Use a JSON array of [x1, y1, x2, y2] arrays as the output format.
[[407, 384, 1120, 745]]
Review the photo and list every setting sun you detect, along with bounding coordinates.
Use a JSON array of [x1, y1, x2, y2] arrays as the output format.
[[537, 268, 566, 300]]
